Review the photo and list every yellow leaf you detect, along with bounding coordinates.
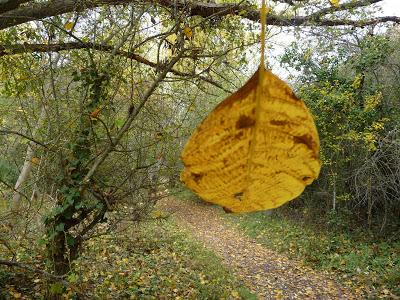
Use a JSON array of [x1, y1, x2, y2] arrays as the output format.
[[180, 67, 321, 213], [231, 290, 240, 298], [364, 92, 382, 112], [330, 0, 339, 7], [183, 27, 193, 39], [90, 107, 101, 119], [11, 292, 22, 299], [188, 103, 196, 112], [64, 22, 74, 31], [136, 277, 145, 286], [151, 210, 162, 219], [31, 157, 40, 165], [166, 33, 177, 44], [274, 289, 284, 299]]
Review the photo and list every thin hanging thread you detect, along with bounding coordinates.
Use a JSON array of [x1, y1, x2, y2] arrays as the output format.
[[244, 0, 268, 204], [260, 0, 267, 76]]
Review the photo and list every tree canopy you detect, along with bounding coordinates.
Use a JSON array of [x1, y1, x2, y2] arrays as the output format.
[[0, 0, 399, 298]]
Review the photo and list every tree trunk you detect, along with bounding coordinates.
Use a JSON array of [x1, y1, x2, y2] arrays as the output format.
[[51, 232, 69, 276], [12, 144, 34, 206], [12, 105, 46, 209]]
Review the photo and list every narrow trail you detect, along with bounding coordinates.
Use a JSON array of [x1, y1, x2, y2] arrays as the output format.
[[159, 197, 360, 300]]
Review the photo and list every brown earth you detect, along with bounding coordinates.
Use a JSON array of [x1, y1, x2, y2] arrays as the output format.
[[159, 197, 361, 300]]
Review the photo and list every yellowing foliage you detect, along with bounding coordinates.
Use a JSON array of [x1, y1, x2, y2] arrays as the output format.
[[364, 92, 382, 112], [180, 67, 321, 212], [330, 0, 340, 7], [351, 74, 363, 89]]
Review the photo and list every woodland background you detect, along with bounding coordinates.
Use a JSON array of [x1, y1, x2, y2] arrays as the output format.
[[0, 0, 399, 299]]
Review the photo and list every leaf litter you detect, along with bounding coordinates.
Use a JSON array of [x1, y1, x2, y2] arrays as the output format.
[[160, 197, 362, 299]]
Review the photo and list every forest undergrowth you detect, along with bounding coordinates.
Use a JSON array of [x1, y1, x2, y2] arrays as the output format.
[[173, 189, 400, 299], [0, 215, 252, 299], [222, 200, 400, 298]]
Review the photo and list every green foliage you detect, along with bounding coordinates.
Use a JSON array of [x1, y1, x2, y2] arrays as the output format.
[[0, 157, 18, 184], [49, 282, 65, 295], [173, 185, 205, 204], [280, 30, 400, 232], [355, 35, 393, 72]]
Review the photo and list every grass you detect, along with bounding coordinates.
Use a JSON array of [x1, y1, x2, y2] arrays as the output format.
[[162, 188, 400, 298], [1, 217, 253, 299], [223, 210, 400, 299]]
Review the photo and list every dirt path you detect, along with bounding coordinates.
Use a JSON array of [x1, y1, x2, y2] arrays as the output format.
[[159, 198, 359, 300]]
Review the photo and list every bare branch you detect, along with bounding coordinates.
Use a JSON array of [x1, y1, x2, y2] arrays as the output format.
[[308, 0, 383, 20], [0, 128, 48, 148], [0, 0, 398, 31], [0, 42, 231, 92], [0, 179, 30, 201], [81, 47, 185, 186], [0, 0, 32, 14]]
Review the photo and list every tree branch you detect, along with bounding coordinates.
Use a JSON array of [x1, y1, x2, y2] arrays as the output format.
[[0, 128, 48, 148], [308, 0, 382, 20], [0, 42, 230, 92], [0, 0, 398, 31], [0, 179, 30, 201], [81, 47, 185, 187], [0, 259, 68, 284], [0, 0, 32, 14]]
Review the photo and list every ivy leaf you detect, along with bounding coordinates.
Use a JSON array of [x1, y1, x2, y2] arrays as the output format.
[[66, 235, 76, 247]]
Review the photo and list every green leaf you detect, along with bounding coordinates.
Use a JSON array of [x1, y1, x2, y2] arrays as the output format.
[[67, 273, 79, 283], [66, 235, 76, 247], [115, 118, 125, 128], [50, 282, 64, 294], [55, 222, 65, 232], [38, 237, 48, 246]]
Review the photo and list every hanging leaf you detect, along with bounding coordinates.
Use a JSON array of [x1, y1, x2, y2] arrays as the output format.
[[180, 68, 321, 212]]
